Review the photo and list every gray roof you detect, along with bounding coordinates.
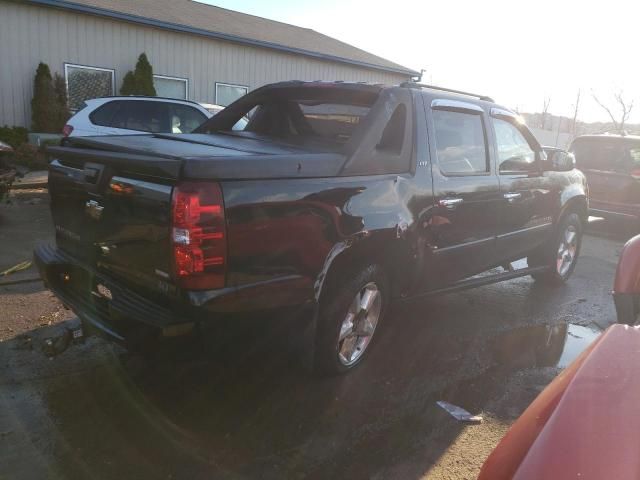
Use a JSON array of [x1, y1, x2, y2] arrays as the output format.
[[28, 0, 418, 76]]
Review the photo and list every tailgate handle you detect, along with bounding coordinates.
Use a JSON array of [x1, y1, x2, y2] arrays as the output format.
[[503, 192, 522, 203], [84, 167, 100, 184], [83, 162, 106, 185]]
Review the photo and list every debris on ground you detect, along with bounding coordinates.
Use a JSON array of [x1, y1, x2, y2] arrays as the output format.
[[41, 326, 84, 357], [0, 260, 32, 276], [437, 401, 484, 424], [41, 329, 73, 357]]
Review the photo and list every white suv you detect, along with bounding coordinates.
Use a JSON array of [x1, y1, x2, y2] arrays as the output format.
[[63, 96, 213, 137]]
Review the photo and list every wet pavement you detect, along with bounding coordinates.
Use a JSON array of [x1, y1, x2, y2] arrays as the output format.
[[0, 195, 629, 479]]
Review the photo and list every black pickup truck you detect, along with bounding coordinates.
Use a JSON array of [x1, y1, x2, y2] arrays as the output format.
[[35, 81, 588, 374]]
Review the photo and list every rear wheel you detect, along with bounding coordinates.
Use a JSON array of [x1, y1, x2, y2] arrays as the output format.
[[529, 213, 583, 283], [313, 265, 388, 375]]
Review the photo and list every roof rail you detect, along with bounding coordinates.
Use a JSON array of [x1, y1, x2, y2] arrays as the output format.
[[400, 82, 494, 103]]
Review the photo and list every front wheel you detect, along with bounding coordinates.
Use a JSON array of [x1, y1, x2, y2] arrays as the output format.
[[313, 265, 388, 375], [529, 213, 583, 283]]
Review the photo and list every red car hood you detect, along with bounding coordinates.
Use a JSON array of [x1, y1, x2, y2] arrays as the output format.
[[479, 324, 640, 480]]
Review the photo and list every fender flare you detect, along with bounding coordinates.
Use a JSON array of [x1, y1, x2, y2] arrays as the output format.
[[313, 229, 407, 303], [558, 185, 588, 224]]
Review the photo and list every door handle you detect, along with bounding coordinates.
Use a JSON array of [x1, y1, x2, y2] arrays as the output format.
[[503, 192, 522, 203], [438, 198, 464, 210]]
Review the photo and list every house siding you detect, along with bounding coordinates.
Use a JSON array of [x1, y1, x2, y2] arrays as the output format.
[[0, 1, 410, 128]]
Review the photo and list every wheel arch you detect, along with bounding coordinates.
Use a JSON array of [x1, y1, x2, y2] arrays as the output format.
[[558, 190, 588, 225], [314, 230, 407, 304]]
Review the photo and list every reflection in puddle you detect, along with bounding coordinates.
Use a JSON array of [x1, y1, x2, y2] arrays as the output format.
[[492, 323, 601, 371], [557, 324, 601, 368]]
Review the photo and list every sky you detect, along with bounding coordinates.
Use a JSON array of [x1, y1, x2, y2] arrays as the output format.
[[200, 0, 640, 124]]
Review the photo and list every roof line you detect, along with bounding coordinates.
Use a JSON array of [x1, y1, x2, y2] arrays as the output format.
[[24, 0, 420, 77]]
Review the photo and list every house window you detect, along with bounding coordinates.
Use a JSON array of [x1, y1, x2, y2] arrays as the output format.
[[215, 82, 248, 107], [64, 64, 115, 111], [153, 75, 188, 100]]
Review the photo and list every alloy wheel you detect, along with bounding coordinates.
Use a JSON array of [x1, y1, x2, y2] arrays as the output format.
[[557, 224, 578, 277], [337, 282, 382, 366]]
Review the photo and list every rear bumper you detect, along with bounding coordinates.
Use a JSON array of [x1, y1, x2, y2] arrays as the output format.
[[34, 244, 189, 344], [34, 244, 316, 345]]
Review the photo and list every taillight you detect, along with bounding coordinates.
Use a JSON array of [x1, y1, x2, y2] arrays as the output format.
[[631, 168, 640, 179], [171, 182, 226, 290], [62, 124, 73, 137]]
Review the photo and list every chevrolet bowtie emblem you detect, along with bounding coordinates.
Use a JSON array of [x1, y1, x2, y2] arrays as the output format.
[[85, 199, 104, 220]]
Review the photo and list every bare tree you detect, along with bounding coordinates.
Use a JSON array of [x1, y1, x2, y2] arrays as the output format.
[[540, 97, 551, 129], [571, 90, 581, 137], [592, 90, 634, 133]]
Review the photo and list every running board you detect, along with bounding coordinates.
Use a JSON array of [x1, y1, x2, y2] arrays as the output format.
[[404, 265, 550, 301]]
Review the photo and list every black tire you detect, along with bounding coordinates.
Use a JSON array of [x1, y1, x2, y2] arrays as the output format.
[[528, 212, 583, 283], [313, 264, 388, 375]]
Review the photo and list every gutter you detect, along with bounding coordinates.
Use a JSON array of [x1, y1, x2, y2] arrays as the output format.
[[23, 0, 420, 77]]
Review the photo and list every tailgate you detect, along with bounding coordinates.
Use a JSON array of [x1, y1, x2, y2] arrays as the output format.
[[47, 146, 180, 297]]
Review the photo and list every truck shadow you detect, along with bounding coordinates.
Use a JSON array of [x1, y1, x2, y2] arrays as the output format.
[[0, 273, 604, 480]]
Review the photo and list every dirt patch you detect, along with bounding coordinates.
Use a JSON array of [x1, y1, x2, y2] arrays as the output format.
[[0, 282, 73, 342]]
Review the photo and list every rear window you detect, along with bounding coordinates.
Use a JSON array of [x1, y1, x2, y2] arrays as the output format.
[[297, 103, 370, 143], [236, 100, 371, 146], [198, 86, 380, 149], [571, 138, 640, 173], [90, 100, 206, 133]]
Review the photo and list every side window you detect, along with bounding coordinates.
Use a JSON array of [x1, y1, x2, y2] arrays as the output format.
[[377, 104, 406, 155], [168, 104, 207, 134], [493, 118, 536, 173], [433, 109, 488, 175], [89, 101, 122, 127], [110, 101, 169, 133]]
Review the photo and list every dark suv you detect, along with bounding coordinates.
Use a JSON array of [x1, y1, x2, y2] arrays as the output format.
[[570, 134, 640, 222]]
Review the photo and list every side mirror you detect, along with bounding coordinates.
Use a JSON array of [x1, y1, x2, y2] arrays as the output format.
[[544, 150, 575, 172]]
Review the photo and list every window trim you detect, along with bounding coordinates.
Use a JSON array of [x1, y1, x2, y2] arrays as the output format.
[[432, 108, 491, 177], [432, 98, 484, 114], [215, 82, 249, 106], [153, 74, 189, 99], [64, 63, 115, 111]]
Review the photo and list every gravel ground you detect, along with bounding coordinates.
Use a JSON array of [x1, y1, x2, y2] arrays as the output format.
[[0, 190, 626, 479]]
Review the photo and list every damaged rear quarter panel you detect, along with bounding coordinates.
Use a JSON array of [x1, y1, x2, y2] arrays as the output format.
[[221, 173, 414, 304]]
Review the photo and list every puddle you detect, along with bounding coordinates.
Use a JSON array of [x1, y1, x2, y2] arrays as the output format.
[[491, 323, 601, 370], [556, 324, 601, 368]]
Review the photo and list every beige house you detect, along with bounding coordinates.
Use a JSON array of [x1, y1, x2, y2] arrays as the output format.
[[0, 0, 417, 128]]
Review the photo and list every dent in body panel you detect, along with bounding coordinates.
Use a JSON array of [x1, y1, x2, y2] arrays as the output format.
[[222, 175, 414, 301]]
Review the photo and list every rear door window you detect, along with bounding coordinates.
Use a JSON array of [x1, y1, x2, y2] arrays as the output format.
[[432, 109, 488, 175]]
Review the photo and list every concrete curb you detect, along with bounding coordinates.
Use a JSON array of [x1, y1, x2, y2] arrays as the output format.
[[11, 182, 48, 190]]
